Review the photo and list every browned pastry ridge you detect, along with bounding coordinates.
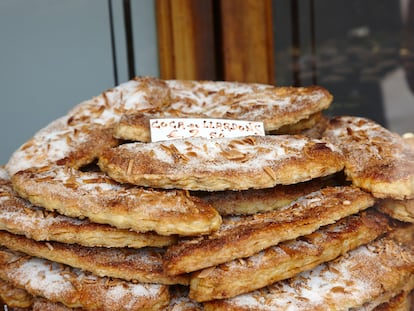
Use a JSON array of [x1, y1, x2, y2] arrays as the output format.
[[0, 230, 188, 285], [0, 247, 170, 311], [98, 135, 345, 191], [163, 186, 375, 275], [204, 224, 414, 311], [324, 116, 414, 199], [0, 167, 176, 248], [11, 165, 221, 236], [189, 209, 390, 301], [113, 82, 333, 142]]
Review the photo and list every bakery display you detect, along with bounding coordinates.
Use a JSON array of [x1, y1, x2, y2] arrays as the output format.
[[1, 76, 413, 310]]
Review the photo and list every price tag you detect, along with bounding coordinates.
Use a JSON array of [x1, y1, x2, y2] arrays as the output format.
[[150, 118, 265, 142]]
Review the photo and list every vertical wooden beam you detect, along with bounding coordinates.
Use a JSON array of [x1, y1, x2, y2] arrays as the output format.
[[155, 0, 174, 79], [218, 0, 275, 84], [155, 0, 216, 80]]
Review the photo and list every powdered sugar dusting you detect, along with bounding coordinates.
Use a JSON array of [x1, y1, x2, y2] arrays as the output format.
[[121, 135, 317, 173], [9, 258, 74, 297], [222, 235, 409, 310]]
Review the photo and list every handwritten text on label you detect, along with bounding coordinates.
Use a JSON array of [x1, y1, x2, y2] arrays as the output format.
[[150, 118, 265, 142]]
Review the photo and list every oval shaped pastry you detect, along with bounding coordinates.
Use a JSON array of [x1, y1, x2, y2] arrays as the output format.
[[11, 165, 221, 236], [98, 135, 345, 191], [0, 166, 177, 247], [114, 82, 333, 142]]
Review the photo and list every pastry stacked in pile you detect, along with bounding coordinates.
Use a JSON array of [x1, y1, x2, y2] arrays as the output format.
[[0, 77, 413, 311]]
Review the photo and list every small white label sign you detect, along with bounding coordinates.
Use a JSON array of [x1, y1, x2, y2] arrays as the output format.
[[150, 118, 265, 142]]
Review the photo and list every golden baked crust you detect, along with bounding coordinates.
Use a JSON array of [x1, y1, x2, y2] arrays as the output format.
[[0, 278, 33, 308], [114, 83, 333, 142], [163, 186, 375, 275], [378, 198, 414, 223], [196, 175, 337, 215], [324, 116, 414, 199], [99, 135, 345, 191], [204, 224, 414, 311], [0, 167, 175, 247], [189, 209, 390, 301], [0, 230, 188, 285], [11, 166, 221, 236], [0, 247, 170, 310]]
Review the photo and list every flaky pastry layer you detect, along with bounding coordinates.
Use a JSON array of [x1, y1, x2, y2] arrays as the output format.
[[163, 186, 375, 275], [0, 278, 33, 308], [0, 230, 188, 285], [11, 166, 221, 236], [190, 209, 390, 301], [0, 247, 170, 310], [99, 135, 345, 191], [114, 83, 333, 142], [378, 198, 414, 223], [204, 224, 414, 311], [0, 168, 175, 247]]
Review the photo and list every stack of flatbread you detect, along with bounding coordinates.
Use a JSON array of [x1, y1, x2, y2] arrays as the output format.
[[0, 77, 413, 311]]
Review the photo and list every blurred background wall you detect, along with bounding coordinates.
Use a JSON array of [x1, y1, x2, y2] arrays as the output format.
[[0, 0, 158, 164], [0, 0, 413, 164]]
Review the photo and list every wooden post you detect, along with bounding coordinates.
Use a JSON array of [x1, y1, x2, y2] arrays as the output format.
[[155, 0, 216, 80], [218, 0, 275, 84]]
